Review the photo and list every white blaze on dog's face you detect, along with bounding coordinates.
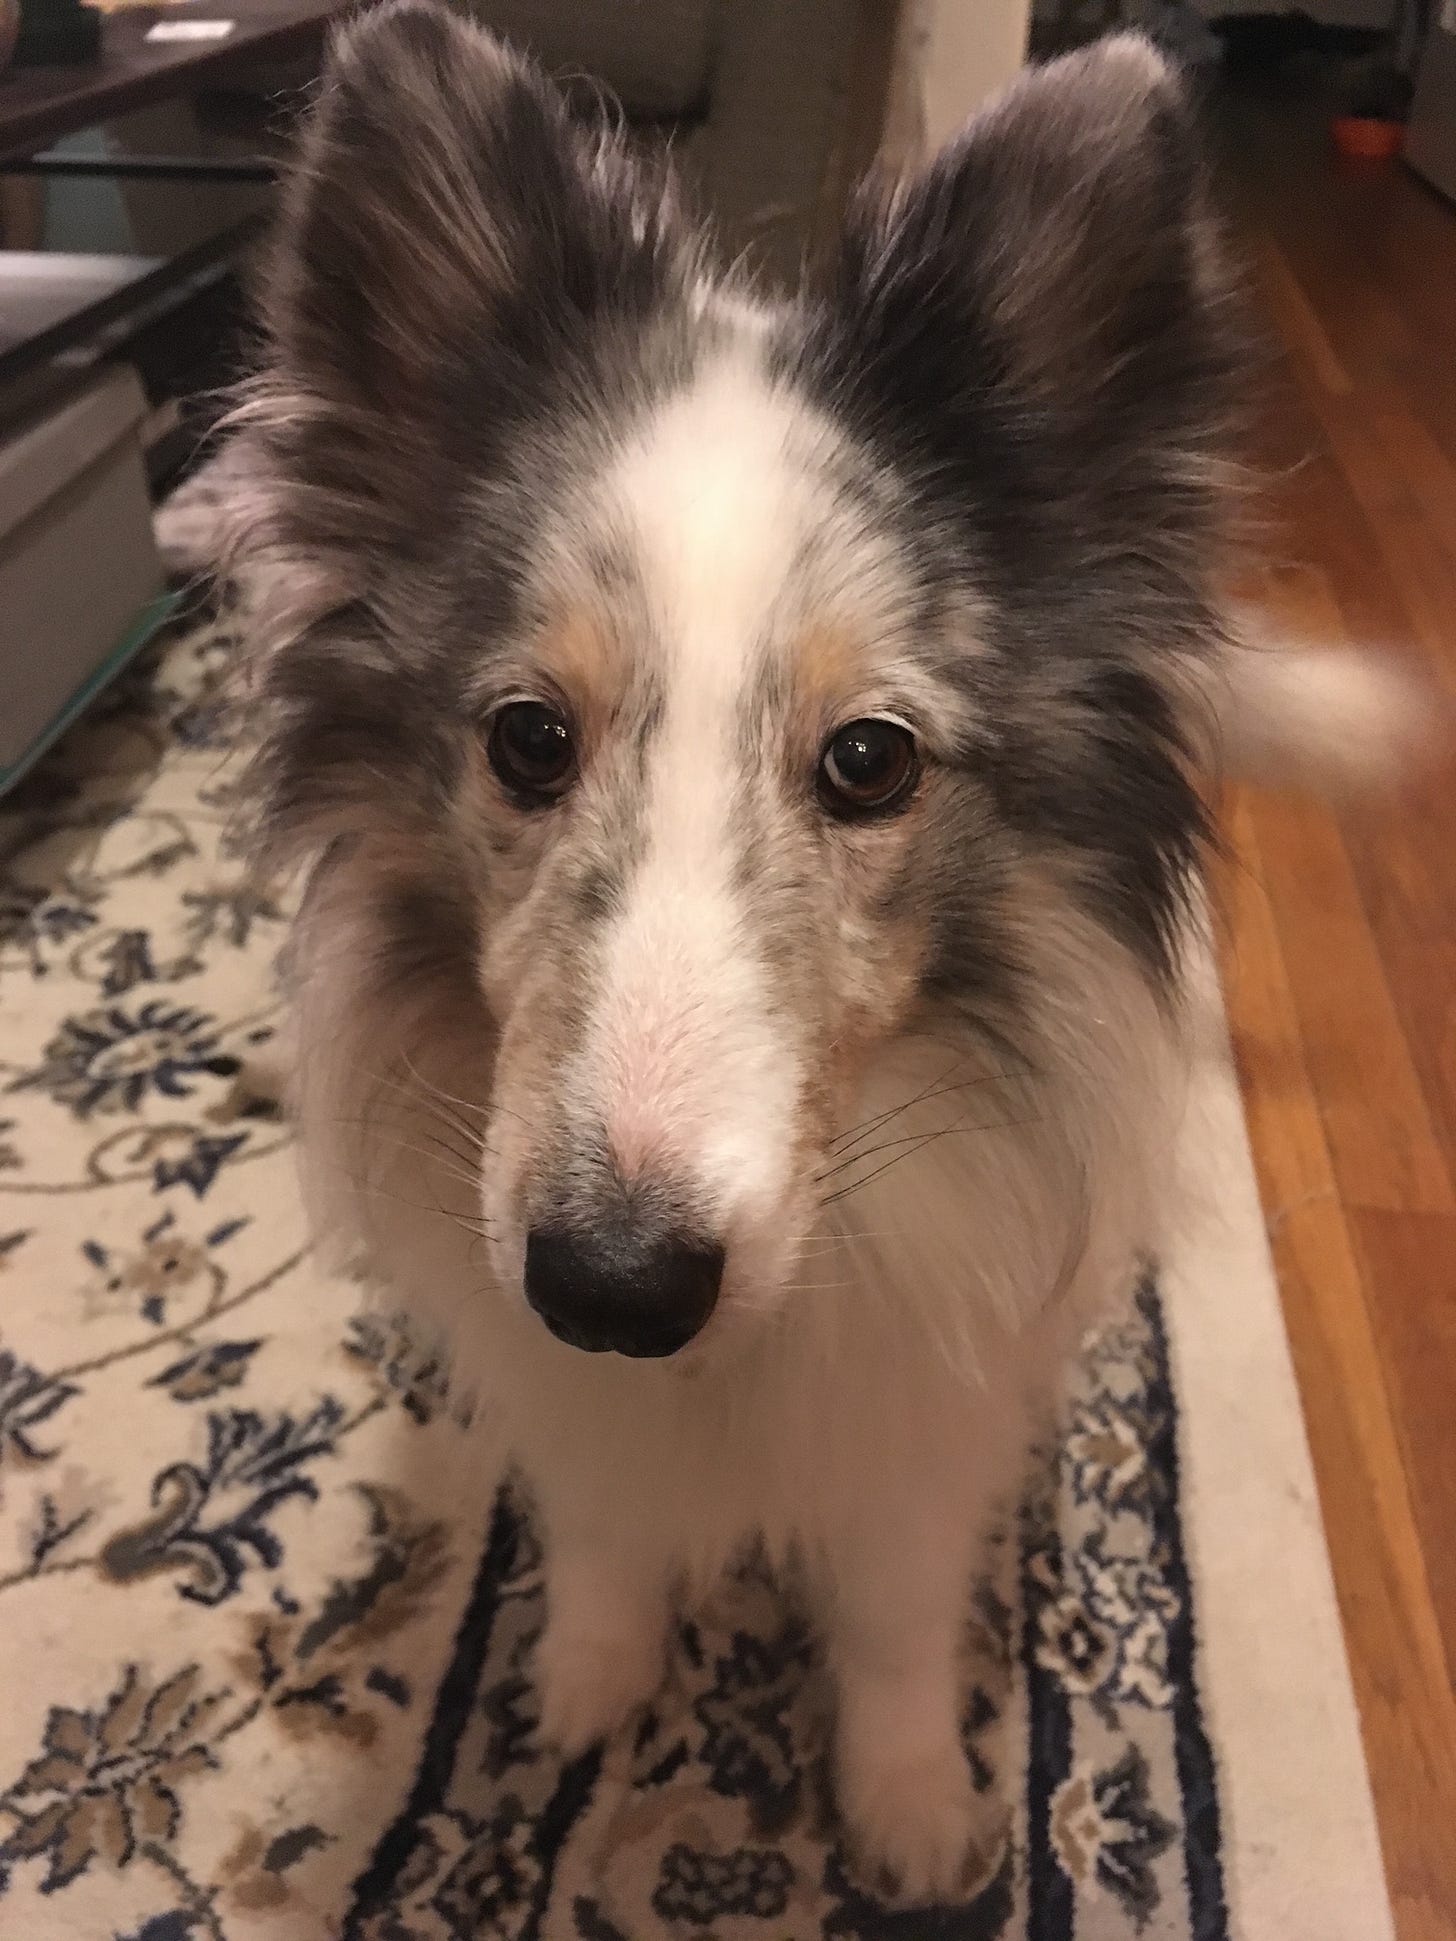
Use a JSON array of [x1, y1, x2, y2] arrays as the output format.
[[234, 4, 1245, 1359], [525, 367, 816, 1246]]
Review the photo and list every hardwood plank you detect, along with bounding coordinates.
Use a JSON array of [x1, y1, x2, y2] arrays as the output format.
[[1218, 794, 1335, 1215], [1218, 798, 1456, 1941], [1359, 936, 1456, 1168], [1219, 82, 1456, 1941], [1226, 781, 1454, 1215], [1369, 403, 1456, 580], [1349, 1208, 1456, 1681], [1259, 406, 1426, 654], [1254, 236, 1352, 398], [1266, 1201, 1456, 1941], [1304, 390, 1456, 703], [1249, 397, 1456, 1097], [1249, 547, 1456, 1186]]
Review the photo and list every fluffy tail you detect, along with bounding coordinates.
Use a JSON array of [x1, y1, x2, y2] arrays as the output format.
[[1212, 631, 1442, 796]]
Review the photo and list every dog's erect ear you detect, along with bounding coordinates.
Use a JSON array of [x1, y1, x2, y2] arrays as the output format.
[[819, 35, 1245, 586], [224, 0, 690, 693], [263, 0, 682, 428]]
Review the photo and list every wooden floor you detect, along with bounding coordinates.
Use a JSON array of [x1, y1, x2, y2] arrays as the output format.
[[1215, 89, 1456, 1941]]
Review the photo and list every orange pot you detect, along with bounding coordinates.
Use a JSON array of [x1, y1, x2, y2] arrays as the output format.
[[1330, 115, 1405, 161]]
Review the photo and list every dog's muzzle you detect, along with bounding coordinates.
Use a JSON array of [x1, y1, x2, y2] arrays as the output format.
[[524, 1222, 724, 1357]]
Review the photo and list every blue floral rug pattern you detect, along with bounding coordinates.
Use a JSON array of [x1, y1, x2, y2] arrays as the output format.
[[0, 616, 1227, 1939]]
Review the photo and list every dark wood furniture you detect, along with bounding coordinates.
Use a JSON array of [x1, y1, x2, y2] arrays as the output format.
[[0, 1, 342, 386], [0, 0, 337, 163]]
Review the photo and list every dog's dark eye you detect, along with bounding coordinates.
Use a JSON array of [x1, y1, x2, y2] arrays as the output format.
[[487, 701, 576, 800], [818, 719, 918, 815]]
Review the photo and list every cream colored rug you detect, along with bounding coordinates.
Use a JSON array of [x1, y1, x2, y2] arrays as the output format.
[[0, 613, 1390, 1939]]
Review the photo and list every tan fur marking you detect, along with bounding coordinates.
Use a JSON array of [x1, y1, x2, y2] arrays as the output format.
[[534, 604, 621, 729], [787, 623, 878, 744]]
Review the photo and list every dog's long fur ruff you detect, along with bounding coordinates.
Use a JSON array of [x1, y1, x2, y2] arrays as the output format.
[[223, 8, 1421, 1900]]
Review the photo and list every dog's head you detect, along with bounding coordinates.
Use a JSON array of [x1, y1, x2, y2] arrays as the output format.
[[234, 5, 1245, 1359]]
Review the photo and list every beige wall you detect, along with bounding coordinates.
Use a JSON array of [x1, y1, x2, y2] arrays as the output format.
[[884, 0, 1031, 167]]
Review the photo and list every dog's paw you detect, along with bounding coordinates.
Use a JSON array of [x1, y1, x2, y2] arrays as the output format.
[[533, 1623, 665, 1760], [839, 1738, 1005, 1905]]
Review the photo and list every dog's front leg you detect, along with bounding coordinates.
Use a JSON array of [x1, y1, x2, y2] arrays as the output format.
[[821, 1497, 1005, 1903], [531, 1507, 673, 1759]]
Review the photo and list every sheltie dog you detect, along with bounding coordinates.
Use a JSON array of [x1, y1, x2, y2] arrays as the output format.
[[222, 10, 1416, 1898]]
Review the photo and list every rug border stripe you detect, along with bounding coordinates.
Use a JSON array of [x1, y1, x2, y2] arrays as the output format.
[[1021, 1511, 1074, 1941], [343, 1489, 519, 1932], [1142, 1278, 1232, 1941]]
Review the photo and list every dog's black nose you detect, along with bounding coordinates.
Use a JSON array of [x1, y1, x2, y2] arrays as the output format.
[[524, 1224, 724, 1358]]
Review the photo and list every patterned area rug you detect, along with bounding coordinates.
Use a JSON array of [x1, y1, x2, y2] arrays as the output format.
[[0, 613, 1388, 1939]]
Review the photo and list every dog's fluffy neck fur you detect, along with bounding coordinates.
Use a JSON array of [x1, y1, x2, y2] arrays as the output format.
[[289, 812, 1183, 1601]]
